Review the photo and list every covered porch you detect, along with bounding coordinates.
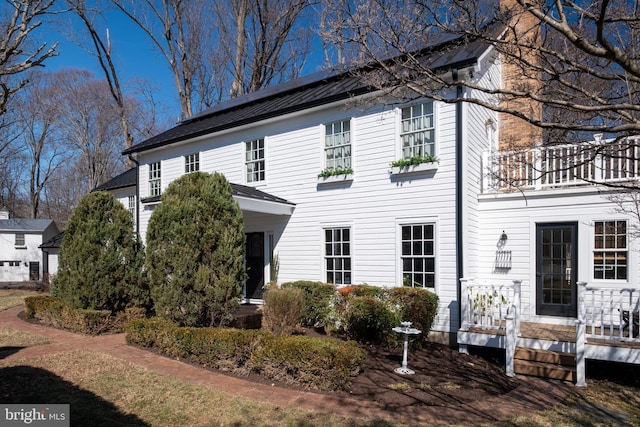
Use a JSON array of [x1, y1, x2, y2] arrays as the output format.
[[457, 279, 640, 386]]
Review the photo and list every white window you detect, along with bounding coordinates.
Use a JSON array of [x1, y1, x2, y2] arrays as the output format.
[[401, 223, 436, 288], [185, 153, 199, 173], [401, 102, 435, 159], [324, 120, 351, 171], [128, 196, 136, 218], [325, 228, 351, 285], [15, 233, 25, 247], [245, 138, 265, 183], [594, 220, 627, 280], [149, 162, 161, 197]]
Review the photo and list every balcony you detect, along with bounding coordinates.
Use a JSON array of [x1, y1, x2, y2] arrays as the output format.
[[482, 136, 640, 193]]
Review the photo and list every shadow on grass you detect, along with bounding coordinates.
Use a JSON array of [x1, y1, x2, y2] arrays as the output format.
[[0, 366, 148, 426], [0, 346, 25, 359]]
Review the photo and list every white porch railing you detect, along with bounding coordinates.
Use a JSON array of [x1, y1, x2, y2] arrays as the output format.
[[460, 278, 522, 333], [577, 282, 640, 343], [482, 136, 640, 192]]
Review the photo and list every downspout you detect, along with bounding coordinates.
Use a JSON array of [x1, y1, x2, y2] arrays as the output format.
[[128, 154, 140, 239], [453, 70, 465, 329]]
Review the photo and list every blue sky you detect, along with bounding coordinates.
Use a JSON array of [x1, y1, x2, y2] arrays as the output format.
[[43, 9, 325, 126], [45, 10, 182, 122]]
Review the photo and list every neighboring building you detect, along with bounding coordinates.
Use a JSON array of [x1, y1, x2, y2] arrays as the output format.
[[0, 208, 59, 283], [39, 231, 65, 281], [95, 6, 640, 383]]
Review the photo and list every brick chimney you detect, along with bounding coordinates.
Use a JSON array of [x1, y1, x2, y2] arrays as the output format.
[[498, 0, 543, 150]]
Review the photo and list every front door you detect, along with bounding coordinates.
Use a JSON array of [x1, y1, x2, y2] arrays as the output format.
[[245, 232, 264, 300], [29, 262, 39, 281], [536, 223, 577, 317]]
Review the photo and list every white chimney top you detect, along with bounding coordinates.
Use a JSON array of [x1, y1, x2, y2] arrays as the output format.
[[0, 207, 8, 220]]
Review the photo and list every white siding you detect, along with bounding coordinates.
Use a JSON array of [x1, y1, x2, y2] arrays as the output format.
[[477, 189, 640, 325]]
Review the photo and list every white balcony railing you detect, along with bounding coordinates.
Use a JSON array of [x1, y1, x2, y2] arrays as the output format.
[[460, 278, 521, 332], [482, 136, 640, 192]]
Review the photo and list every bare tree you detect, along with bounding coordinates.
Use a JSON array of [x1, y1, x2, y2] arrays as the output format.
[[0, 0, 59, 115], [220, 0, 313, 98], [13, 70, 68, 219], [112, 0, 211, 119], [65, 0, 136, 151], [55, 69, 126, 191], [113, 0, 313, 118], [320, 0, 640, 140], [319, 0, 640, 193]]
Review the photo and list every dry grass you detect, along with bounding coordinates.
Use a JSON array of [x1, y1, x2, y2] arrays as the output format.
[[0, 289, 43, 311], [1, 289, 639, 426], [0, 350, 368, 427], [0, 327, 50, 347]]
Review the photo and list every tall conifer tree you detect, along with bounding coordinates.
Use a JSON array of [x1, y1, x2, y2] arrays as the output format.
[[146, 172, 246, 327]]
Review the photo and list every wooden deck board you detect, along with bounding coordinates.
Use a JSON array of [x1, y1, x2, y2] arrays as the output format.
[[466, 322, 640, 349]]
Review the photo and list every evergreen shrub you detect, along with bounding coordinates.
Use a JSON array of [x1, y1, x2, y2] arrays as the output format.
[[248, 334, 366, 391], [390, 287, 439, 347], [281, 281, 336, 328], [23, 295, 137, 335], [51, 191, 149, 313], [343, 295, 399, 345], [146, 172, 245, 327], [125, 318, 366, 391]]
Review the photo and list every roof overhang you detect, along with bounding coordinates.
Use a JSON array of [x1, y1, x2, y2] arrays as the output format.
[[235, 196, 295, 216]]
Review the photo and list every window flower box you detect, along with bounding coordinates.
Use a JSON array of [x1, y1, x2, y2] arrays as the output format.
[[317, 167, 353, 184], [317, 173, 354, 184], [391, 161, 438, 176], [390, 155, 439, 176]]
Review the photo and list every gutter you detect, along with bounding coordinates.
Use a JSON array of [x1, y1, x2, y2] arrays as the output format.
[[128, 154, 140, 239], [453, 69, 465, 330]]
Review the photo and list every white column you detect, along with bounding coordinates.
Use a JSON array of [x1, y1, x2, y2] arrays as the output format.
[[576, 281, 587, 387], [505, 304, 516, 377]]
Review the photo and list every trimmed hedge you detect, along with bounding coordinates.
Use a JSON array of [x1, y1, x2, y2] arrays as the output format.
[[24, 295, 145, 335], [126, 318, 366, 391], [248, 334, 366, 391]]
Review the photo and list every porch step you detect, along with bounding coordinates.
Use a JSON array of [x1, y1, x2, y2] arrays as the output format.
[[514, 348, 576, 382]]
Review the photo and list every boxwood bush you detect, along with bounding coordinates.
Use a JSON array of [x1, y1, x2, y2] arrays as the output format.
[[248, 334, 366, 391], [24, 295, 145, 335], [343, 295, 400, 345], [281, 281, 336, 328], [126, 318, 366, 391]]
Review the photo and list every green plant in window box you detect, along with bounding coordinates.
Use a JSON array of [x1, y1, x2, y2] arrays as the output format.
[[390, 154, 438, 168], [317, 167, 353, 178]]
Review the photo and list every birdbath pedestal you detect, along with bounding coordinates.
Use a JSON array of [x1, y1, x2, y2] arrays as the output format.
[[392, 321, 422, 375]]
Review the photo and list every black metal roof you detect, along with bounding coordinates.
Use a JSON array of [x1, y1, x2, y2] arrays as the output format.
[[95, 168, 295, 207], [40, 231, 65, 249], [93, 168, 137, 192], [123, 33, 494, 156]]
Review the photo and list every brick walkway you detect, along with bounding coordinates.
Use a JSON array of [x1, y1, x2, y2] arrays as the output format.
[[0, 306, 571, 425]]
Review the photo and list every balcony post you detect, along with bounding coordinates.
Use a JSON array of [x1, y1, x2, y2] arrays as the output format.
[[505, 304, 517, 377], [460, 278, 472, 331], [576, 281, 587, 387], [512, 279, 522, 336]]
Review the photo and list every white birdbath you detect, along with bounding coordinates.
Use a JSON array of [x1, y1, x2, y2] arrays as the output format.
[[392, 321, 422, 375]]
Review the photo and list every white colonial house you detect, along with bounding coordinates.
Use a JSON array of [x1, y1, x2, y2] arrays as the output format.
[[0, 208, 59, 283], [93, 17, 640, 385]]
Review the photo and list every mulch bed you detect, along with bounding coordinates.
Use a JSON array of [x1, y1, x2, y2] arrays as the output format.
[[340, 342, 521, 408]]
